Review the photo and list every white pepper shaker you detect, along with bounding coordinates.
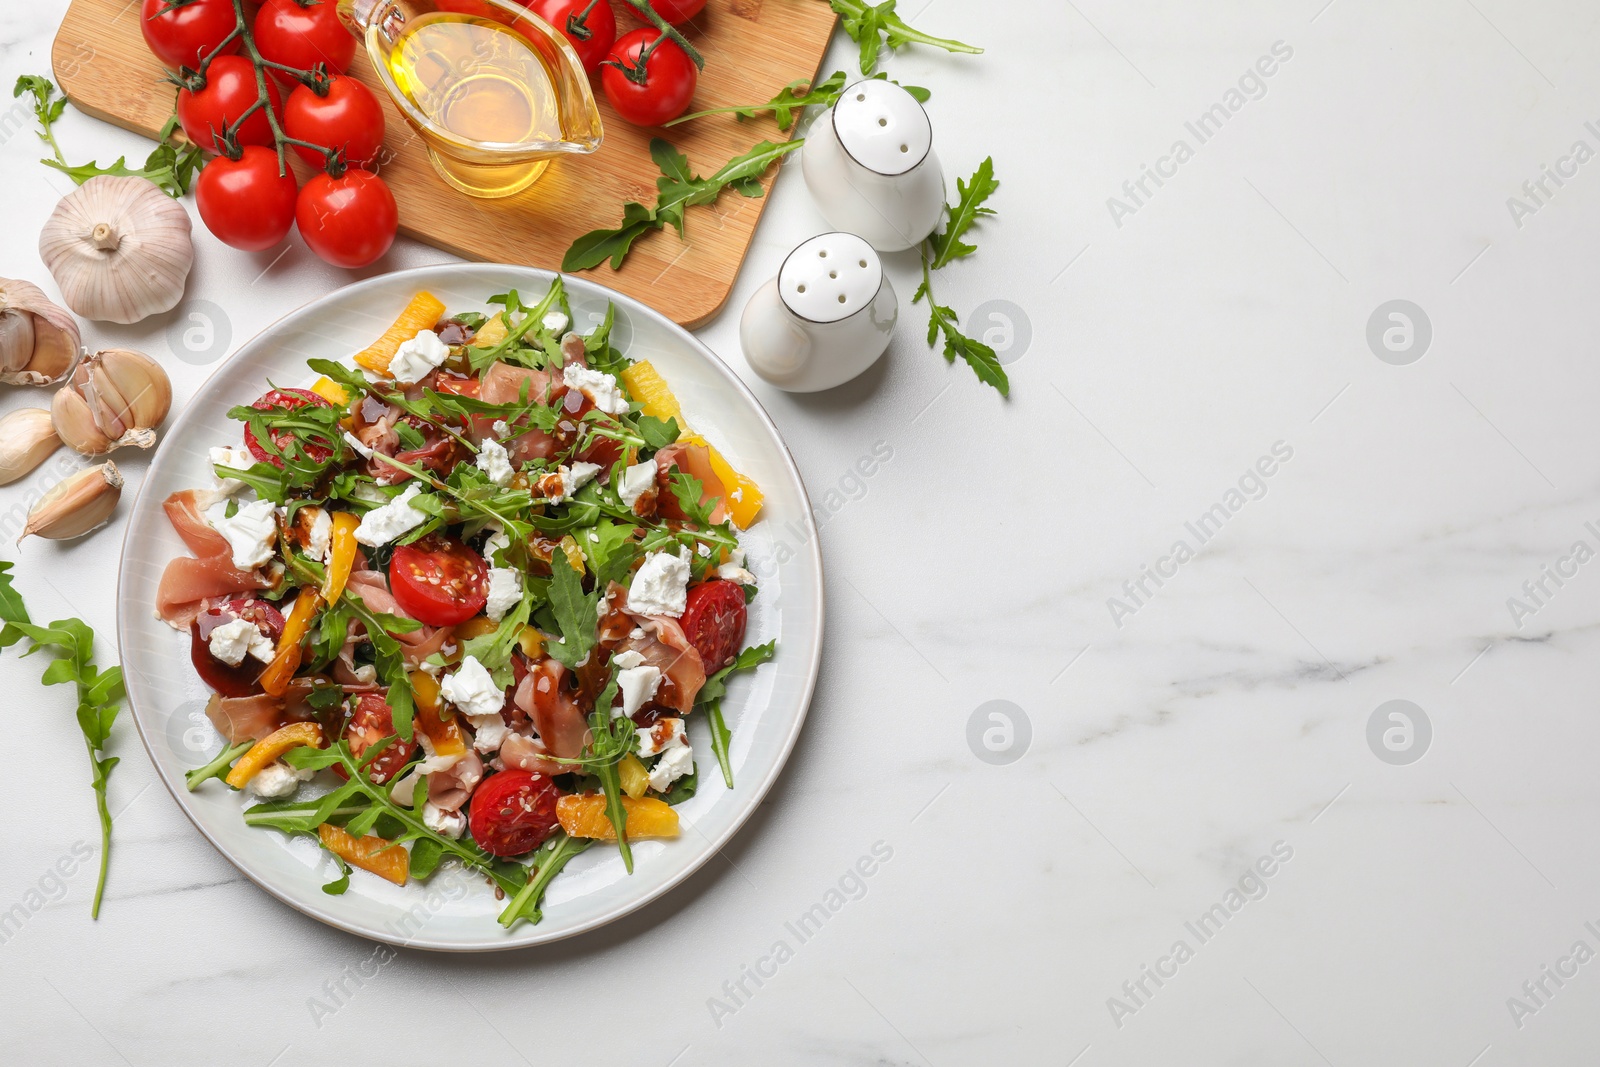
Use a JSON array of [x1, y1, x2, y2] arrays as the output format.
[[740, 232, 898, 393], [801, 79, 946, 252]]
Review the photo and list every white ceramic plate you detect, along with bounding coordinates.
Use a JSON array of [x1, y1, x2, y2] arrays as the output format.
[[116, 264, 823, 951]]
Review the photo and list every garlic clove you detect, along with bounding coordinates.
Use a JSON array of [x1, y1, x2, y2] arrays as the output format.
[[0, 278, 83, 386], [0, 408, 63, 485], [39, 176, 194, 325], [20, 461, 123, 542], [52, 348, 171, 455]]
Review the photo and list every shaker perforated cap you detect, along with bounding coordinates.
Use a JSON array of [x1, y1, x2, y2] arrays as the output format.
[[778, 233, 882, 323], [831, 79, 932, 176]]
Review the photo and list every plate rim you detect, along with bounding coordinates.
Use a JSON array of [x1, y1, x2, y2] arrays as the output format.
[[115, 262, 825, 952]]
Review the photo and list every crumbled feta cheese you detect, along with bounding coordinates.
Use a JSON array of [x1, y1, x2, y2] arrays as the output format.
[[305, 507, 333, 562], [486, 567, 521, 622], [627, 546, 692, 617], [636, 717, 685, 757], [352, 664, 377, 685], [618, 460, 657, 508], [207, 617, 275, 667], [492, 420, 511, 437], [630, 627, 646, 640], [342, 430, 374, 459], [468, 714, 508, 754], [648, 742, 694, 792], [422, 801, 466, 839], [568, 462, 601, 493], [718, 550, 755, 585], [613, 649, 645, 670], [482, 525, 511, 565], [205, 498, 278, 570], [696, 542, 711, 557], [441, 655, 504, 718], [354, 483, 428, 547], [209, 445, 254, 496], [616, 664, 662, 718], [247, 761, 313, 798], [389, 767, 423, 805], [562, 363, 630, 416], [542, 310, 569, 334], [387, 329, 450, 384], [476, 438, 514, 487]]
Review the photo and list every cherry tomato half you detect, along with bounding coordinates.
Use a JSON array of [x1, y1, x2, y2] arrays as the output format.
[[189, 599, 286, 697], [601, 28, 698, 127], [468, 770, 563, 856], [388, 535, 489, 627], [680, 580, 746, 673], [649, 0, 706, 23], [140, 0, 240, 71], [295, 168, 399, 269], [253, 0, 358, 80], [195, 146, 299, 252], [283, 75, 386, 169], [244, 387, 337, 467], [177, 54, 281, 153], [333, 694, 417, 785], [522, 0, 617, 73]]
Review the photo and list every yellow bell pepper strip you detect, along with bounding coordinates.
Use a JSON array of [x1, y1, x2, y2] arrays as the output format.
[[557, 794, 680, 840], [472, 312, 509, 348], [517, 627, 544, 659], [320, 512, 360, 605], [618, 361, 763, 528], [617, 755, 649, 800], [455, 616, 499, 642], [258, 591, 322, 697], [309, 376, 349, 407], [558, 534, 586, 574], [224, 722, 325, 789], [318, 823, 409, 886], [353, 291, 447, 375], [412, 670, 467, 759]]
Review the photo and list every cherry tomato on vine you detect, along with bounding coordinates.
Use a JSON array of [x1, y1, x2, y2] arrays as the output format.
[[648, 0, 706, 23], [295, 168, 398, 268], [283, 75, 386, 168], [601, 28, 697, 127], [253, 0, 358, 80], [195, 146, 299, 252], [139, 0, 240, 71], [469, 771, 563, 857], [387, 536, 489, 627], [177, 54, 281, 153], [521, 0, 617, 73]]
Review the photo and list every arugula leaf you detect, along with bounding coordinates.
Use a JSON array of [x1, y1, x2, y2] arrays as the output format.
[[497, 832, 592, 928], [928, 156, 998, 270], [668, 471, 716, 526], [698, 640, 777, 705], [581, 519, 641, 590], [663, 765, 698, 805], [458, 584, 534, 687], [637, 415, 680, 451], [544, 550, 598, 668], [586, 672, 633, 872], [914, 249, 1008, 396], [0, 562, 124, 917], [322, 856, 352, 895], [563, 139, 802, 272], [14, 75, 202, 197], [668, 71, 929, 129], [703, 701, 735, 789], [409, 837, 445, 880], [185, 740, 254, 791], [827, 0, 982, 73]]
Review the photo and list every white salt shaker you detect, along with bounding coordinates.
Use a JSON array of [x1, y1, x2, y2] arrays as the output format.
[[740, 232, 898, 393], [801, 79, 945, 252]]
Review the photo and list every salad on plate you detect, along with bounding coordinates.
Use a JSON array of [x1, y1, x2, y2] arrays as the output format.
[[155, 281, 774, 928]]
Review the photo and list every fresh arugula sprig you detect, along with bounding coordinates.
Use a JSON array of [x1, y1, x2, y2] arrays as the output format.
[[543, 549, 598, 669], [564, 139, 802, 271], [668, 71, 929, 130], [827, 0, 983, 74], [185, 740, 254, 791], [13, 75, 203, 198], [498, 832, 591, 928], [696, 641, 776, 788], [584, 671, 635, 872], [914, 157, 1008, 396], [0, 562, 125, 917]]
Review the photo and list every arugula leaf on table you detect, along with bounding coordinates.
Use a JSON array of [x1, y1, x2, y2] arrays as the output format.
[[498, 832, 592, 929], [914, 158, 1009, 396], [669, 71, 929, 130], [913, 259, 1008, 396], [927, 156, 998, 270], [543, 550, 598, 669], [563, 138, 802, 272], [827, 0, 983, 74], [14, 76, 202, 197], [0, 562, 124, 917]]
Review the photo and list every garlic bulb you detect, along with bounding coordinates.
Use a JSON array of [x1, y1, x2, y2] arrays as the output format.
[[52, 348, 172, 455], [20, 461, 122, 543], [0, 408, 62, 485], [0, 279, 82, 386], [39, 176, 193, 325]]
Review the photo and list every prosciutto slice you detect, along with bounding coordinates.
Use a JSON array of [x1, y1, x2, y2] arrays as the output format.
[[204, 693, 284, 744], [615, 613, 707, 714], [480, 363, 558, 463], [157, 490, 270, 629], [342, 569, 453, 665], [517, 658, 590, 760], [499, 732, 566, 777], [653, 442, 729, 525], [427, 749, 484, 814]]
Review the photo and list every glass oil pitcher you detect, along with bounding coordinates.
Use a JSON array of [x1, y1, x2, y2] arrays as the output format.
[[339, 0, 603, 198]]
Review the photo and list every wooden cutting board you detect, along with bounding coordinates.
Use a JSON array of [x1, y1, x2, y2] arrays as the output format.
[[51, 0, 837, 327]]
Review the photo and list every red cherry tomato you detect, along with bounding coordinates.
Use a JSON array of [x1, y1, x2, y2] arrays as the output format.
[[253, 0, 358, 80], [388, 536, 489, 627], [140, 0, 240, 70], [468, 770, 562, 856], [295, 168, 398, 269], [333, 694, 417, 785], [680, 580, 747, 673], [195, 146, 299, 252], [601, 28, 697, 127], [244, 387, 337, 467], [649, 0, 705, 23], [189, 599, 286, 697], [177, 54, 281, 153], [283, 75, 386, 168], [522, 0, 617, 73]]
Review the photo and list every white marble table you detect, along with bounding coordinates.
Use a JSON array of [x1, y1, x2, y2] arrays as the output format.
[[5, 0, 1600, 1063]]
